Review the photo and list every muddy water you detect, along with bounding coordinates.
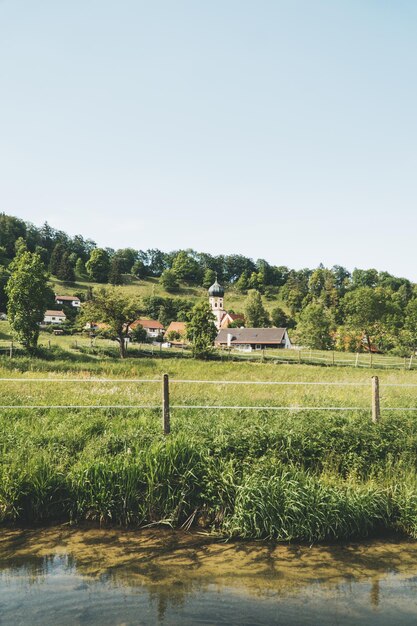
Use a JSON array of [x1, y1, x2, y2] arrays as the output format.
[[1, 528, 417, 625]]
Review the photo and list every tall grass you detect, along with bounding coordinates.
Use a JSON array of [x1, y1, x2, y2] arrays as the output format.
[[2, 352, 417, 540]]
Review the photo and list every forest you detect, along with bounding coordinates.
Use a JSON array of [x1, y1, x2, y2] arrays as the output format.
[[1, 212, 416, 355]]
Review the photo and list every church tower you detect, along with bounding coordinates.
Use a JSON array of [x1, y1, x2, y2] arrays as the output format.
[[208, 277, 225, 329]]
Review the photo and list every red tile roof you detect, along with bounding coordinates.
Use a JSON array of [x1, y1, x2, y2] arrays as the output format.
[[131, 318, 164, 330]]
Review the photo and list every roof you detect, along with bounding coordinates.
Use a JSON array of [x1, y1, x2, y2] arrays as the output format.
[[44, 310, 66, 317], [55, 295, 80, 301], [215, 327, 287, 345], [208, 280, 224, 297], [131, 318, 164, 330], [166, 321, 187, 335]]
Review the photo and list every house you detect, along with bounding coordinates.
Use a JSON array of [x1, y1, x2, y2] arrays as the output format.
[[215, 328, 292, 351], [55, 295, 81, 308], [43, 310, 67, 325], [165, 321, 187, 345], [219, 312, 244, 329], [130, 318, 164, 340]]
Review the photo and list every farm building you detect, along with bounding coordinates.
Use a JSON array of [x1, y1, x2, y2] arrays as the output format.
[[215, 328, 292, 351], [130, 318, 164, 339], [43, 310, 67, 325], [55, 295, 81, 308]]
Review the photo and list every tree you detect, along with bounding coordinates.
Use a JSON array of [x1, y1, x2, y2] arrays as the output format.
[[6, 246, 54, 352], [86, 248, 111, 283], [109, 256, 124, 285], [271, 306, 289, 328], [235, 271, 250, 293], [244, 290, 270, 327], [160, 269, 180, 293], [132, 259, 146, 279], [202, 268, 216, 289], [57, 252, 75, 282], [186, 301, 217, 358], [342, 287, 388, 351], [49, 243, 65, 276], [171, 250, 200, 283], [80, 287, 140, 358], [296, 302, 333, 350], [75, 257, 87, 278]]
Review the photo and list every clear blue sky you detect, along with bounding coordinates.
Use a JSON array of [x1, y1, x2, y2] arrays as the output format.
[[1, 1, 416, 277]]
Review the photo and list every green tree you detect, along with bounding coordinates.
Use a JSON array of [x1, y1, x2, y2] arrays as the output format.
[[6, 246, 54, 352], [75, 257, 86, 278], [271, 306, 289, 328], [160, 269, 180, 293], [172, 250, 200, 283], [202, 268, 216, 289], [57, 252, 75, 282], [48, 243, 65, 276], [235, 271, 250, 293], [80, 287, 140, 358], [132, 259, 146, 279], [244, 290, 270, 327], [109, 256, 124, 285], [296, 302, 333, 350], [186, 301, 217, 358], [342, 287, 388, 351], [86, 248, 111, 283]]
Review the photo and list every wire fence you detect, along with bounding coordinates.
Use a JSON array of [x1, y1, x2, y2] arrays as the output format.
[[0, 338, 416, 371], [0, 374, 416, 433]]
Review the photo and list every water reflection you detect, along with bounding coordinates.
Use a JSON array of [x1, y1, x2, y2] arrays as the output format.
[[1, 527, 417, 624]]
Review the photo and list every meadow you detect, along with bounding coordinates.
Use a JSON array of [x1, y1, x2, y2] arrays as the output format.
[[2, 344, 417, 542]]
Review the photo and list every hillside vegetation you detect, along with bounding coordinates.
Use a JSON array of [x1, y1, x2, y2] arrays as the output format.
[[2, 212, 417, 355]]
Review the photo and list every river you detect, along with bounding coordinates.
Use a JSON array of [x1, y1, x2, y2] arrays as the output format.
[[1, 527, 417, 625]]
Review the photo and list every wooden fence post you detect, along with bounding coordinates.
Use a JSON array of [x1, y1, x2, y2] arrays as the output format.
[[371, 376, 380, 424], [9, 341, 13, 358], [162, 373, 170, 434], [409, 355, 414, 370], [332, 351, 335, 366]]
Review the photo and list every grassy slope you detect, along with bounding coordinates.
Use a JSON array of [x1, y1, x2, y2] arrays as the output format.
[[1, 348, 417, 540], [49, 275, 286, 315]]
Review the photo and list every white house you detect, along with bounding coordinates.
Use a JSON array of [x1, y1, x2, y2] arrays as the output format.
[[44, 310, 67, 325], [130, 319, 165, 339], [55, 295, 81, 308]]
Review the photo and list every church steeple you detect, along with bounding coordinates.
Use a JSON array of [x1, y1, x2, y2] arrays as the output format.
[[208, 275, 224, 328]]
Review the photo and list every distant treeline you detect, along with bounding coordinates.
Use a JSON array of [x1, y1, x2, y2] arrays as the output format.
[[1, 212, 417, 355]]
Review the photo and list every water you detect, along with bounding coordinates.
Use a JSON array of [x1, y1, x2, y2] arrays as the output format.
[[1, 527, 417, 625]]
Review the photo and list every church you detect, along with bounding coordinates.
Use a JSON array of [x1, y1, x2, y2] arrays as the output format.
[[208, 278, 244, 330]]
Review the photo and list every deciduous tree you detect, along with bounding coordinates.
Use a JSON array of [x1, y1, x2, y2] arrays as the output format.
[[186, 301, 217, 358], [6, 244, 53, 352]]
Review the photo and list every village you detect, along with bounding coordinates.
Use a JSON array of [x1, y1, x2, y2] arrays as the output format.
[[42, 277, 292, 353]]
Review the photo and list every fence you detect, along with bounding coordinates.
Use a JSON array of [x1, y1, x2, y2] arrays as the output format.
[[0, 338, 415, 370], [0, 373, 415, 434]]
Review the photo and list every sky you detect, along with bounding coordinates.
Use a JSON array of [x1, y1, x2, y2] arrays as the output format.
[[1, 1, 417, 278]]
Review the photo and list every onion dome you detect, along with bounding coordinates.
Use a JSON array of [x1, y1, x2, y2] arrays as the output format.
[[208, 279, 224, 297]]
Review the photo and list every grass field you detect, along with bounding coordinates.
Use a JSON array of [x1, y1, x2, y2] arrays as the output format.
[[2, 344, 417, 542]]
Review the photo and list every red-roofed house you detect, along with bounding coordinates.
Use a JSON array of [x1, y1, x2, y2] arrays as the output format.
[[130, 318, 164, 339]]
